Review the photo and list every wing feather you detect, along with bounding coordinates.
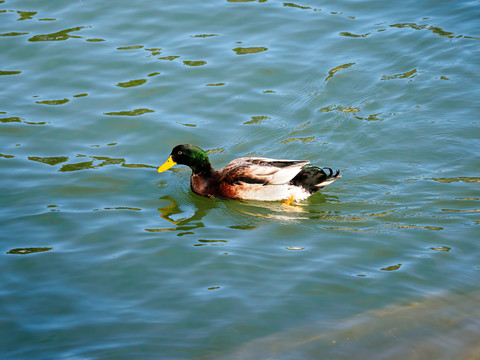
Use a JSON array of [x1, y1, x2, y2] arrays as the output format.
[[220, 157, 309, 185]]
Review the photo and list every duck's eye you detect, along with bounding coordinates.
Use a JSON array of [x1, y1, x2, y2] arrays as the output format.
[[177, 151, 182, 155]]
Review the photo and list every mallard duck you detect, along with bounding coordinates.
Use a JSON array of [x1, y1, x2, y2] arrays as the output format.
[[158, 144, 340, 204]]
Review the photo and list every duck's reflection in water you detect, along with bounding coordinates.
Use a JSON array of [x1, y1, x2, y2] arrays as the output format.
[[145, 195, 216, 235], [146, 190, 343, 235]]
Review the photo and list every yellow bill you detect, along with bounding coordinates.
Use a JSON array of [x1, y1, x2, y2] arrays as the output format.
[[158, 156, 177, 173]]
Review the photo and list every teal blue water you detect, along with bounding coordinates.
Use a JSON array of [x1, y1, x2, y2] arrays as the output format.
[[1, 0, 479, 359]]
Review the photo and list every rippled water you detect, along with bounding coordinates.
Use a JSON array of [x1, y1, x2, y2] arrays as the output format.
[[1, 0, 479, 359]]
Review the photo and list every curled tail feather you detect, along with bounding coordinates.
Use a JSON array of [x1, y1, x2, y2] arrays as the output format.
[[315, 168, 341, 188]]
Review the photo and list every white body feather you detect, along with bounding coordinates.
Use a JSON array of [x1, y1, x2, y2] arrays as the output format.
[[233, 183, 311, 201]]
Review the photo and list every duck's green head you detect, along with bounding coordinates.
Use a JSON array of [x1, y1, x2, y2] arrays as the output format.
[[158, 144, 211, 174]]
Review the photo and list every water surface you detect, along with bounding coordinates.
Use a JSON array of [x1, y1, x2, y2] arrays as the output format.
[[1, 0, 479, 359]]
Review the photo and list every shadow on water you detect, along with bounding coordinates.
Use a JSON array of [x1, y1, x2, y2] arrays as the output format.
[[211, 289, 480, 360], [6, 247, 53, 255]]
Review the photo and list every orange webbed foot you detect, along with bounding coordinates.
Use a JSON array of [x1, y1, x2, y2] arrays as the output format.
[[282, 195, 295, 206]]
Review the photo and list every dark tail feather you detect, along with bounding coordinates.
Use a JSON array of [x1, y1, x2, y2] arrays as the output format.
[[315, 167, 341, 188], [290, 165, 341, 193]]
